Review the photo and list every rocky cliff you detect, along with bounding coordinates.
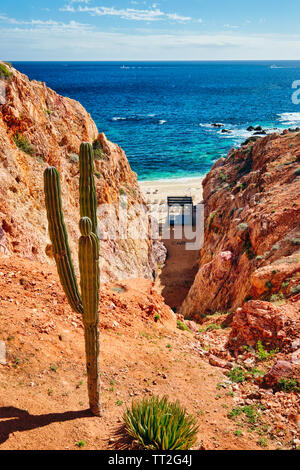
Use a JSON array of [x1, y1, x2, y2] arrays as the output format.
[[181, 131, 300, 320], [0, 61, 164, 281]]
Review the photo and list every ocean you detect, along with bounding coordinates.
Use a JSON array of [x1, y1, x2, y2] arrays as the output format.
[[12, 61, 300, 181]]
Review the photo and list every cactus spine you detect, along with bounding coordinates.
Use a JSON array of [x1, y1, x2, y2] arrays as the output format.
[[44, 142, 101, 416]]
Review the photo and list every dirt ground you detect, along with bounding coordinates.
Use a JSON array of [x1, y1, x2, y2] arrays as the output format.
[[0, 255, 297, 450], [155, 227, 200, 310]]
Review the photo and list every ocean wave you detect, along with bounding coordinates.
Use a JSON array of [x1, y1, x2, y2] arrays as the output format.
[[277, 112, 300, 125], [112, 116, 126, 121], [111, 113, 157, 122], [158, 120, 167, 125], [139, 174, 206, 184], [270, 65, 299, 69], [217, 128, 252, 139], [199, 122, 225, 128], [216, 125, 280, 141]]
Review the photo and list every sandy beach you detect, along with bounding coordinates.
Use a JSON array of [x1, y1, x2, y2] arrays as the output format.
[[139, 176, 205, 206]]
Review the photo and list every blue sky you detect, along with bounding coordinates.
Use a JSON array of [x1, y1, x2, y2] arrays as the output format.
[[1, 0, 300, 60]]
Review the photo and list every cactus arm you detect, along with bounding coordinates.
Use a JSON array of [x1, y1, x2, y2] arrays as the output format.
[[44, 167, 83, 314], [79, 143, 98, 238], [79, 217, 100, 416]]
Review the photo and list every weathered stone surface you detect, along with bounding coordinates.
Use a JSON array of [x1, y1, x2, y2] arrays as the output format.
[[227, 299, 300, 352], [181, 131, 300, 320], [263, 360, 300, 387], [0, 62, 165, 282], [181, 251, 234, 320], [208, 354, 227, 368]]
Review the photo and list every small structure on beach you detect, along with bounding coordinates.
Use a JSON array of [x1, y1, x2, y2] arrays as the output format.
[[167, 196, 194, 226]]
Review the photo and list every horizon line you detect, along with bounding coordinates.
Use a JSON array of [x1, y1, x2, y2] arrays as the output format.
[[6, 59, 300, 63]]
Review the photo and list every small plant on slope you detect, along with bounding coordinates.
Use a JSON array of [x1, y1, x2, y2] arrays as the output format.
[[256, 340, 279, 361], [177, 320, 191, 332], [13, 133, 34, 155], [277, 378, 299, 393], [0, 62, 12, 79], [226, 367, 246, 383], [123, 395, 198, 450]]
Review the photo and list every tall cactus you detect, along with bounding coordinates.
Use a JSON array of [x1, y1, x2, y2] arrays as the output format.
[[44, 142, 101, 416]]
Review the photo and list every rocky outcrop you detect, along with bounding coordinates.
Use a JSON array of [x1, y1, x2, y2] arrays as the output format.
[[263, 360, 300, 388], [181, 131, 300, 320], [227, 298, 300, 352], [0, 61, 164, 282]]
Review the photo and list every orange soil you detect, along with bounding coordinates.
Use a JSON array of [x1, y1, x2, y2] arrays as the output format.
[[0, 255, 288, 450]]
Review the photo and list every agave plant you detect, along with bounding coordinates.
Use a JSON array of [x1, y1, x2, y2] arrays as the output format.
[[123, 395, 198, 450]]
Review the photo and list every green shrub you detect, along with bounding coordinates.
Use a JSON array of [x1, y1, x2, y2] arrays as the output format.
[[291, 285, 300, 295], [250, 367, 264, 378], [199, 323, 221, 333], [228, 405, 259, 424], [269, 293, 285, 303], [13, 133, 34, 155], [206, 323, 221, 331], [277, 378, 299, 393], [256, 340, 278, 361], [0, 63, 12, 79], [257, 437, 268, 448], [177, 320, 191, 332], [92, 139, 105, 160], [265, 280, 272, 290], [123, 395, 198, 450], [208, 211, 217, 231], [69, 153, 79, 163], [226, 367, 246, 383], [75, 440, 86, 448]]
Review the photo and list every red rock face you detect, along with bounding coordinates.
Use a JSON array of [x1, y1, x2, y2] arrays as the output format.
[[0, 62, 165, 282], [181, 131, 300, 320], [227, 299, 300, 353]]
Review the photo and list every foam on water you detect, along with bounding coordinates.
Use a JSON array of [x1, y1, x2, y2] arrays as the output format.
[[277, 112, 300, 125]]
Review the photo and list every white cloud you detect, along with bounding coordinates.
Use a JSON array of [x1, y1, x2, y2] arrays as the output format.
[[0, 14, 92, 30], [60, 5, 193, 22], [167, 13, 192, 22], [0, 12, 299, 60], [223, 24, 239, 29], [2, 23, 300, 61]]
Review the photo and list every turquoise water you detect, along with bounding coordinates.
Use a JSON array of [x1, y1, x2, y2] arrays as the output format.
[[13, 61, 300, 180]]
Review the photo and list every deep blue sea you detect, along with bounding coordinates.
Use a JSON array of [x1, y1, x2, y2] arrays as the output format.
[[12, 61, 300, 181]]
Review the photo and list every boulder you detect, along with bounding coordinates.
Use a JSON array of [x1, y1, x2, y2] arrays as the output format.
[[263, 360, 300, 387], [227, 299, 300, 352]]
